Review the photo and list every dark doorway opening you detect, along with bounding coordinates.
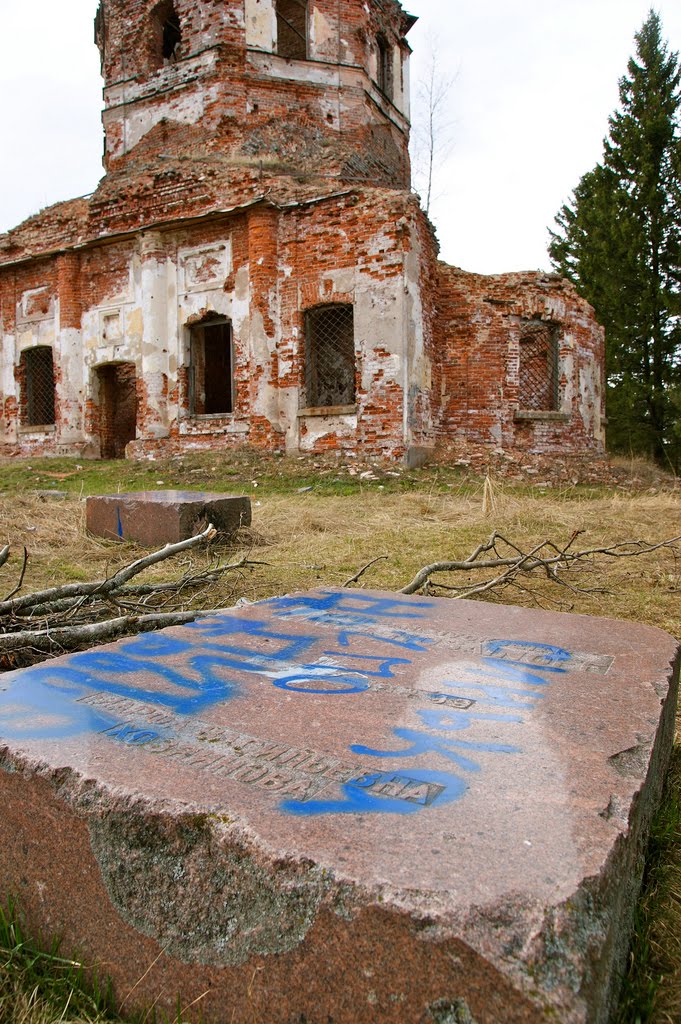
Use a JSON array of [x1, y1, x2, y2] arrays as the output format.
[[189, 318, 234, 415], [96, 362, 138, 459]]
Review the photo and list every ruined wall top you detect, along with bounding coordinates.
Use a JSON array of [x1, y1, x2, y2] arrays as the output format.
[[94, 0, 415, 83], [93, 0, 416, 188]]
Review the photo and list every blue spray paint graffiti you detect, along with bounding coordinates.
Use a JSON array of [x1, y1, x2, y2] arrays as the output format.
[[0, 590, 580, 820], [0, 673, 117, 740], [0, 598, 427, 740], [279, 643, 573, 816], [282, 768, 466, 816]]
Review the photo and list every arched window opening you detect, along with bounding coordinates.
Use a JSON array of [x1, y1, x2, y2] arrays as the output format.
[[518, 320, 560, 411], [275, 0, 308, 61], [376, 34, 394, 99], [20, 347, 56, 427], [162, 9, 182, 61], [151, 0, 182, 67], [304, 305, 356, 408], [189, 317, 234, 415]]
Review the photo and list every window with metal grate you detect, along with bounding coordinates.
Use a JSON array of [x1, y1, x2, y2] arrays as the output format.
[[21, 347, 56, 427], [518, 321, 559, 411], [304, 304, 356, 408], [275, 0, 308, 60]]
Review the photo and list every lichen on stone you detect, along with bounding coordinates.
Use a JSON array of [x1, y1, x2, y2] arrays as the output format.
[[88, 809, 330, 965]]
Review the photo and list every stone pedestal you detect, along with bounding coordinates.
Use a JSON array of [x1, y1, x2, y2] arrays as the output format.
[[0, 589, 678, 1023], [85, 490, 251, 544]]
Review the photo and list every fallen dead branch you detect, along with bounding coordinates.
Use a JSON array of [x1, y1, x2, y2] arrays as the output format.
[[2, 517, 680, 669], [0, 524, 265, 667], [397, 530, 681, 598], [342, 555, 389, 587]]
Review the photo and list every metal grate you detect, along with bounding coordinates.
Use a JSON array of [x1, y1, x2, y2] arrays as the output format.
[[276, 0, 307, 60], [518, 321, 559, 411], [22, 347, 56, 426], [305, 304, 355, 408]]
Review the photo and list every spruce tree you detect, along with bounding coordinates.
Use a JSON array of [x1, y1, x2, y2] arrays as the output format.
[[549, 10, 681, 467]]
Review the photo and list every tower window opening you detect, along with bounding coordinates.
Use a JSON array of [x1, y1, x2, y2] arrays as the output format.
[[304, 305, 356, 408], [376, 34, 394, 99], [275, 0, 308, 61], [162, 10, 182, 61], [151, 1, 182, 67]]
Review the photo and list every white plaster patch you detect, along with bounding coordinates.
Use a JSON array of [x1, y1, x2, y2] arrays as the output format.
[[101, 309, 123, 343], [16, 321, 56, 353], [18, 287, 53, 324], [106, 83, 221, 159], [180, 242, 232, 293], [244, 0, 275, 51]]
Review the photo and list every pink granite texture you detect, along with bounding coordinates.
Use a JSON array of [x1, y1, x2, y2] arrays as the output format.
[[0, 589, 678, 1023], [85, 490, 251, 544]]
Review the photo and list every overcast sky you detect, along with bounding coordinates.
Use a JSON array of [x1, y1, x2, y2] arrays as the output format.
[[1, 1, 680, 274]]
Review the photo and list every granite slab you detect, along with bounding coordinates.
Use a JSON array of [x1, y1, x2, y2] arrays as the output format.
[[0, 589, 678, 1023], [85, 490, 251, 544]]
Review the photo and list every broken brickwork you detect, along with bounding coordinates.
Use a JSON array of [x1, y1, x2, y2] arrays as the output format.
[[435, 265, 605, 456], [0, 0, 605, 463]]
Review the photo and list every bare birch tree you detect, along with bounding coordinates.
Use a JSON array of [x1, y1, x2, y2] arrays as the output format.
[[410, 36, 457, 216]]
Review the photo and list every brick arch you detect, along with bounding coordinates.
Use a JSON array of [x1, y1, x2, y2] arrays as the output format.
[[150, 0, 183, 69], [299, 285, 354, 311]]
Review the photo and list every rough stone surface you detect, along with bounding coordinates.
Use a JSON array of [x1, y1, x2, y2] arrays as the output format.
[[85, 490, 251, 544], [0, 589, 677, 1023]]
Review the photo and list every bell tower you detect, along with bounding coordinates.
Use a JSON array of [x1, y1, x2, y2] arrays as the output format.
[[94, 0, 416, 191]]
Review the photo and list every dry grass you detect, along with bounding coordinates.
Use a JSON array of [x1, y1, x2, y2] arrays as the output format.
[[4, 486, 681, 629], [1, 465, 681, 1021]]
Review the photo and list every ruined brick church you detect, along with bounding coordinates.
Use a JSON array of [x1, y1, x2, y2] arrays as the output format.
[[0, 0, 605, 461]]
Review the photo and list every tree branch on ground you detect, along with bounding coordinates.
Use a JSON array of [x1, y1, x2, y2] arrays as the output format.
[[2, 523, 679, 668], [0, 524, 266, 667], [342, 555, 389, 587], [395, 531, 681, 598]]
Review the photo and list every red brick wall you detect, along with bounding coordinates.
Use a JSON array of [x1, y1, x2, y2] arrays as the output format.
[[0, 196, 606, 462], [434, 264, 605, 455], [95, 0, 411, 190]]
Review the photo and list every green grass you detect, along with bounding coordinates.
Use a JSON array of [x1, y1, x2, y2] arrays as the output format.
[[0, 897, 120, 1023], [614, 749, 681, 1024], [0, 900, 192, 1024], [0, 450, 630, 501]]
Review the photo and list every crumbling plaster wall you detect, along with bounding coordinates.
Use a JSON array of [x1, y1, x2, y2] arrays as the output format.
[[0, 0, 606, 464], [0, 263, 62, 453], [244, 0, 410, 115], [0, 191, 436, 460]]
